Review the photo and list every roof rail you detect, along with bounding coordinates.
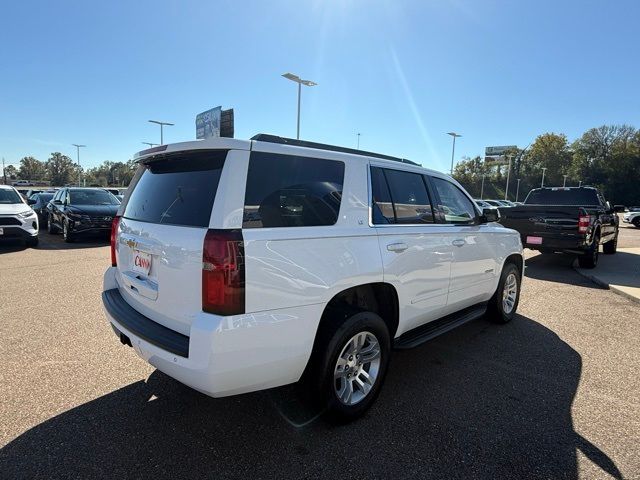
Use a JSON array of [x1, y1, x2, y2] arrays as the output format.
[[250, 134, 421, 166]]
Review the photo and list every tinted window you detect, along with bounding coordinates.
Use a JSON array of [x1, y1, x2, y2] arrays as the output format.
[[69, 189, 119, 206], [385, 169, 434, 224], [431, 177, 477, 225], [243, 152, 344, 228], [371, 167, 394, 224], [524, 188, 600, 206], [124, 150, 226, 227], [0, 189, 22, 204]]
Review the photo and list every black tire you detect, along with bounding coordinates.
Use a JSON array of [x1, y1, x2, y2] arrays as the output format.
[[487, 262, 522, 324], [47, 214, 58, 234], [25, 236, 38, 248], [578, 234, 600, 269], [63, 220, 74, 243], [633, 218, 640, 228], [303, 310, 391, 423], [603, 232, 618, 254]]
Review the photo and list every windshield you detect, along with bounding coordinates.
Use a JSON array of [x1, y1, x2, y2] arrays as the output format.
[[0, 189, 24, 204], [69, 189, 119, 205], [525, 189, 600, 206]]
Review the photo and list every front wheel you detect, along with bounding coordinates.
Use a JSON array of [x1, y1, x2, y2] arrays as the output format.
[[633, 218, 640, 229], [63, 220, 74, 243], [305, 311, 390, 423], [487, 263, 521, 324]]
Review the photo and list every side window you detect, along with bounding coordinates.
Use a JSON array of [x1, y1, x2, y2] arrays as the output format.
[[370, 167, 394, 224], [243, 152, 345, 228], [384, 169, 434, 224], [54, 190, 63, 203], [430, 177, 477, 225]]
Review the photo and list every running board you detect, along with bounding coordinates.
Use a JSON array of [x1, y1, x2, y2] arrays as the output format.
[[393, 303, 488, 349]]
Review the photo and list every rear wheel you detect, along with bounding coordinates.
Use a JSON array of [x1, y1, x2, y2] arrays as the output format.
[[633, 218, 640, 228], [603, 231, 618, 254], [578, 234, 600, 269], [487, 263, 521, 324], [304, 311, 390, 423]]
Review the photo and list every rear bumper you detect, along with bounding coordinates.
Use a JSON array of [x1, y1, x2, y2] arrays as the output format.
[[102, 267, 321, 398], [522, 233, 589, 254]]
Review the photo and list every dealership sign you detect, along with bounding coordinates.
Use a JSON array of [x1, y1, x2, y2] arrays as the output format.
[[485, 145, 518, 157], [196, 106, 222, 139]]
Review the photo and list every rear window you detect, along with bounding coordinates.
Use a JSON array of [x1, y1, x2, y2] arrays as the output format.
[[124, 150, 226, 227], [524, 188, 600, 206], [243, 152, 345, 228]]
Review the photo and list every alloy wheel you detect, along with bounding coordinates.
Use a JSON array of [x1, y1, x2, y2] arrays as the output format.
[[333, 331, 381, 406], [502, 273, 518, 314]]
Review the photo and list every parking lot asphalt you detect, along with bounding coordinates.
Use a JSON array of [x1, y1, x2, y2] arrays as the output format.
[[1, 228, 639, 480]]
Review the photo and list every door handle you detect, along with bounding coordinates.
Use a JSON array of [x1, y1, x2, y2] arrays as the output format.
[[387, 242, 408, 253], [452, 239, 466, 247]]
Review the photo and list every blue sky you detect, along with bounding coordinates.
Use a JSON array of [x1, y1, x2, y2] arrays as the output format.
[[1, 0, 638, 173]]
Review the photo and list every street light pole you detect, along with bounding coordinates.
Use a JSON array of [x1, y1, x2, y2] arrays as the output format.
[[516, 178, 521, 202], [563, 174, 568, 187], [282, 73, 317, 140], [579, 180, 582, 187], [357, 133, 361, 149], [447, 132, 462, 175], [480, 174, 486, 199], [72, 144, 86, 187], [504, 155, 513, 200], [541, 167, 547, 187], [148, 120, 174, 145]]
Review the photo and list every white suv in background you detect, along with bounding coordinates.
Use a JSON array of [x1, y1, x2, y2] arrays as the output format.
[[103, 135, 523, 422], [0, 185, 39, 247]]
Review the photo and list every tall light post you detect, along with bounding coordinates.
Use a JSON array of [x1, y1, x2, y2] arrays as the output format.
[[541, 167, 548, 187], [563, 174, 568, 187], [480, 174, 486, 199], [356, 133, 361, 149], [148, 120, 174, 145], [504, 154, 514, 200], [142, 142, 158, 148], [579, 180, 582, 187], [516, 178, 521, 202], [446, 132, 462, 175], [72, 144, 86, 187], [282, 73, 317, 140]]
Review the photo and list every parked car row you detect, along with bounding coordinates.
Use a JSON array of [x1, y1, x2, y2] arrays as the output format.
[[0, 185, 125, 247]]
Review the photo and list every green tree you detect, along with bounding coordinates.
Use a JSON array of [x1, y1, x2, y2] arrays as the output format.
[[4, 165, 18, 180], [521, 133, 573, 188], [18, 156, 47, 182], [47, 152, 76, 186]]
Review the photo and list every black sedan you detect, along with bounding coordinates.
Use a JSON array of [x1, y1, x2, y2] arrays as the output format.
[[46, 187, 120, 242], [27, 192, 55, 225]]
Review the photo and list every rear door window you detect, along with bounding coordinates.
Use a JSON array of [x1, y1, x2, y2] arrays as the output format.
[[370, 167, 434, 224], [243, 152, 345, 228], [123, 150, 226, 227]]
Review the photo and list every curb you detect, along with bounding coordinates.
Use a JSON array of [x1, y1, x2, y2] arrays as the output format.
[[573, 265, 640, 305]]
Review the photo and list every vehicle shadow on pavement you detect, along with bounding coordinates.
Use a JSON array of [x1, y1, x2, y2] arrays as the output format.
[[524, 252, 605, 289], [0, 234, 109, 253], [0, 316, 622, 479]]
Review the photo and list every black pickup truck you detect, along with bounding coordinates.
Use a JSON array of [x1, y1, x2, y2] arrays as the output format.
[[499, 187, 624, 268]]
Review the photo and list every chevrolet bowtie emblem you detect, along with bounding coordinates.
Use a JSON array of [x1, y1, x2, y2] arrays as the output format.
[[125, 239, 137, 249]]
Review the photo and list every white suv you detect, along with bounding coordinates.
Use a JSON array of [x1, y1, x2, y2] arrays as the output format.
[[103, 135, 523, 421], [0, 185, 39, 247]]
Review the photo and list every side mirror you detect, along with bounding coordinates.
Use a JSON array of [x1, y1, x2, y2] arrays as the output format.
[[53, 199, 62, 205], [613, 205, 625, 213], [27, 198, 36, 205], [480, 207, 500, 223]]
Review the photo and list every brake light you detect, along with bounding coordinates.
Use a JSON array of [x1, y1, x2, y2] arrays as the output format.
[[110, 216, 121, 266], [202, 229, 245, 316], [578, 214, 590, 233]]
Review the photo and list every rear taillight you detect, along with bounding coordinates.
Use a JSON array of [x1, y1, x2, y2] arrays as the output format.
[[578, 214, 590, 233], [202, 229, 245, 316], [110, 216, 121, 266]]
